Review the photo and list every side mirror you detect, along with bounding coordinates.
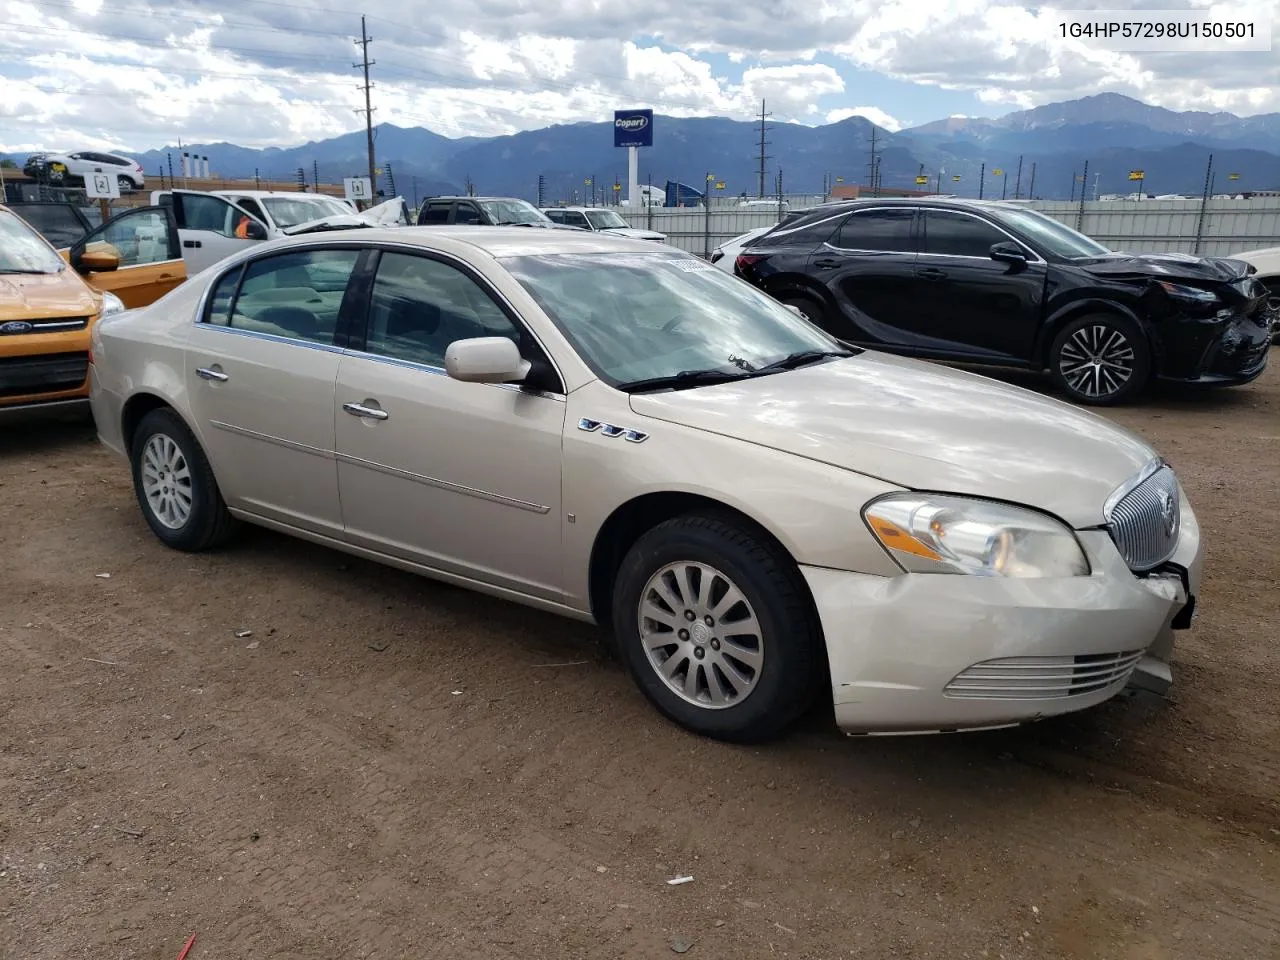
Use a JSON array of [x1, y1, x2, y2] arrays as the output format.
[[444, 336, 531, 384], [989, 241, 1028, 266], [76, 244, 121, 273], [244, 220, 269, 241]]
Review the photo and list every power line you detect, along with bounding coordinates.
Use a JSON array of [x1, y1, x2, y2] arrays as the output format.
[[353, 14, 376, 193]]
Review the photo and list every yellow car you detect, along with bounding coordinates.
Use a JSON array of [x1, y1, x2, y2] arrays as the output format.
[[1, 203, 186, 413]]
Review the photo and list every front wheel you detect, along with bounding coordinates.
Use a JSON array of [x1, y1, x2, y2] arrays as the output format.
[[611, 514, 820, 743], [130, 407, 238, 551], [1049, 313, 1151, 406]]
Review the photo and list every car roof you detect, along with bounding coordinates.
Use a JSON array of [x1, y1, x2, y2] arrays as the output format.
[[215, 190, 347, 199], [799, 196, 1026, 215], [425, 196, 531, 202], [543, 206, 603, 212], [263, 224, 678, 259]]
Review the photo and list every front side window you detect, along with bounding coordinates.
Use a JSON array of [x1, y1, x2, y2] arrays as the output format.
[[365, 252, 520, 368], [0, 209, 67, 274], [84, 209, 176, 267], [922, 210, 1012, 258], [207, 248, 361, 344], [834, 208, 915, 252], [233, 197, 268, 222], [564, 212, 590, 229], [453, 203, 482, 225], [990, 206, 1110, 259], [503, 252, 846, 387], [177, 194, 238, 236]]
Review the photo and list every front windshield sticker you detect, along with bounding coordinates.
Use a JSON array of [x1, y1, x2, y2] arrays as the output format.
[[667, 258, 715, 272]]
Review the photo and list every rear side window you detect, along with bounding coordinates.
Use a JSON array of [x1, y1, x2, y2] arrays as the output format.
[[762, 213, 842, 248], [204, 249, 361, 345], [418, 202, 450, 224], [834, 209, 915, 252]]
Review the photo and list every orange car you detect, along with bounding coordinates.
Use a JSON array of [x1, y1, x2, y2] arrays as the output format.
[[1, 203, 186, 414]]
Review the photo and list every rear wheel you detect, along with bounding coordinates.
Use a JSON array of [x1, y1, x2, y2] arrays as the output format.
[[116, 176, 132, 193], [1049, 313, 1151, 405], [611, 514, 820, 743], [130, 408, 238, 551]]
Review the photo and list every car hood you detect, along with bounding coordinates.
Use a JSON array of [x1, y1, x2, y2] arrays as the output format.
[[628, 351, 1157, 528], [1076, 250, 1253, 283], [0, 269, 100, 322], [603, 227, 666, 240]]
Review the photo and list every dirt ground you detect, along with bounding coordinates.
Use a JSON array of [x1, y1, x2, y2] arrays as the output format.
[[2, 364, 1278, 960]]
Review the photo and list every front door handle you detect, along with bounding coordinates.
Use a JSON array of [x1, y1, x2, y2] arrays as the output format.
[[183, 239, 203, 249], [196, 366, 228, 382], [812, 257, 843, 269], [917, 268, 947, 281], [343, 401, 389, 421]]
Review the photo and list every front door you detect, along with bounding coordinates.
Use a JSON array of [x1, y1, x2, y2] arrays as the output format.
[[807, 206, 919, 344], [68, 206, 186, 308], [913, 209, 1049, 362], [184, 246, 365, 537], [163, 190, 265, 274], [334, 248, 567, 601]]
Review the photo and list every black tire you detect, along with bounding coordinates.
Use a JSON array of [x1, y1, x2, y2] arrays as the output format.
[[610, 513, 820, 743], [129, 407, 238, 551], [779, 293, 828, 328], [1049, 312, 1152, 406]]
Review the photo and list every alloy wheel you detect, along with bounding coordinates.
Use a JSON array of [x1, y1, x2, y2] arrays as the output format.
[[1058, 323, 1136, 399], [140, 433, 193, 530], [637, 561, 764, 710]]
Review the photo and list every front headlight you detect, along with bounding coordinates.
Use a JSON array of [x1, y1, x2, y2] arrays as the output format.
[[100, 291, 126, 317], [863, 494, 1090, 578], [1158, 280, 1219, 306]]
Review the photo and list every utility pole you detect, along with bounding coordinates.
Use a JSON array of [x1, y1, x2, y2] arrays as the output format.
[[756, 99, 772, 199], [866, 126, 880, 194], [354, 15, 376, 196]]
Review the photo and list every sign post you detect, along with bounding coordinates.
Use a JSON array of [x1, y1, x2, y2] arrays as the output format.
[[614, 109, 653, 208], [344, 176, 373, 205], [84, 168, 120, 223]]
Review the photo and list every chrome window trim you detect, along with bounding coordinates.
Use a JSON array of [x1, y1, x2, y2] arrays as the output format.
[[918, 208, 1046, 265], [191, 238, 570, 397], [191, 323, 347, 355], [340, 347, 567, 402]]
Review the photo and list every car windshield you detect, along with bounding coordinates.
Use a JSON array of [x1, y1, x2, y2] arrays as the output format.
[[477, 199, 547, 225], [585, 210, 629, 230], [993, 206, 1111, 259], [261, 196, 354, 227], [0, 209, 67, 273], [503, 252, 850, 388]]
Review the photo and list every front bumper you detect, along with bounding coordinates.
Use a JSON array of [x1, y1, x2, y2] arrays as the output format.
[[803, 500, 1202, 735]]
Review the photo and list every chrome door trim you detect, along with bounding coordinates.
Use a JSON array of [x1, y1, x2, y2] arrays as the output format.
[[334, 451, 550, 514], [209, 419, 335, 459], [341, 348, 567, 402]]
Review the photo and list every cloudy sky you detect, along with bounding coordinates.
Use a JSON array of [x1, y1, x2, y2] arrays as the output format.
[[1, 0, 1277, 153]]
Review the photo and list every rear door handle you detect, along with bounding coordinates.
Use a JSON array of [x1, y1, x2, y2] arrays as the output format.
[[917, 268, 947, 281], [343, 401, 389, 421], [183, 239, 202, 249], [812, 257, 843, 269], [196, 366, 228, 382]]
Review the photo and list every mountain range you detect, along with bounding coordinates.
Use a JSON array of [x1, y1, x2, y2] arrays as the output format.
[[6, 93, 1279, 202]]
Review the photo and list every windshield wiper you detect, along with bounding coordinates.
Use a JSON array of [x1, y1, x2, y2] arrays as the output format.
[[755, 348, 857, 372], [616, 368, 757, 393]]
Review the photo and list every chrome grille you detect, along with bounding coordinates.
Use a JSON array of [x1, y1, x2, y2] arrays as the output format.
[[0, 316, 90, 335], [1105, 462, 1180, 572], [944, 650, 1145, 700]]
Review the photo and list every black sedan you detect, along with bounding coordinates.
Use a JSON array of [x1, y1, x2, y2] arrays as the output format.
[[734, 198, 1271, 404]]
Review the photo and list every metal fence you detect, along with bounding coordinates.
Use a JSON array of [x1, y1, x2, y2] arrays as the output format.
[[621, 197, 1280, 259]]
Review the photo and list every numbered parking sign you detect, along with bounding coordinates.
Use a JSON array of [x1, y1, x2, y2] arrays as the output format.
[[344, 177, 372, 201], [85, 171, 120, 199]]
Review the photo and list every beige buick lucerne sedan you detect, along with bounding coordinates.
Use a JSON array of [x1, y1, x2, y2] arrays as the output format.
[[88, 226, 1202, 743]]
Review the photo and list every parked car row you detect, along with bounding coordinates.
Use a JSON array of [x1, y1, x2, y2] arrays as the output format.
[[82, 225, 1203, 743], [24, 150, 147, 192]]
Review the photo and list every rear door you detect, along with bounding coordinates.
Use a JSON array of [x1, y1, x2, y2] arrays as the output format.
[[159, 190, 266, 274], [68, 206, 186, 307], [806, 206, 918, 343]]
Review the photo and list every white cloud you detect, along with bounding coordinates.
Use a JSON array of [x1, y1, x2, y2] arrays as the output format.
[[1, 0, 1277, 152], [826, 106, 901, 131]]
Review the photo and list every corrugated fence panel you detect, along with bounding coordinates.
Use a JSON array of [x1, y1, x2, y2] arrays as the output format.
[[618, 198, 1280, 258]]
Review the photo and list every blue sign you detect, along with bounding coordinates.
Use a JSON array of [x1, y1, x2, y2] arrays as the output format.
[[614, 109, 653, 148]]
